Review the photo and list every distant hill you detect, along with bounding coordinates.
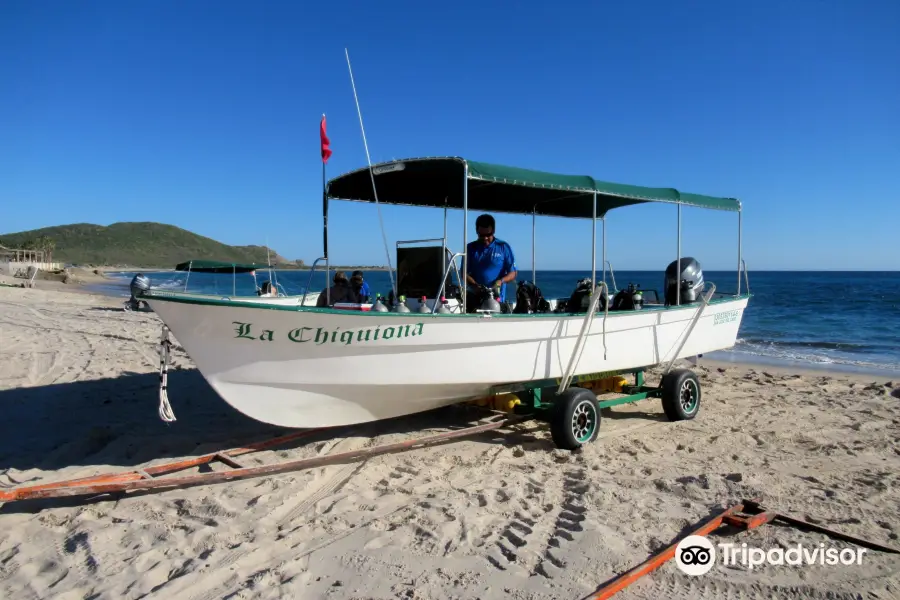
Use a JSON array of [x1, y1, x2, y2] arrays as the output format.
[[0, 222, 291, 268]]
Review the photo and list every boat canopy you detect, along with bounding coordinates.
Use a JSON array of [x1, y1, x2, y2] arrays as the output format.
[[174, 260, 270, 273], [325, 156, 740, 219]]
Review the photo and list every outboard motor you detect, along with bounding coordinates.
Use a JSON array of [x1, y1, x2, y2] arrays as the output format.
[[125, 273, 151, 311], [130, 273, 151, 299], [565, 278, 607, 313], [664, 257, 704, 306]]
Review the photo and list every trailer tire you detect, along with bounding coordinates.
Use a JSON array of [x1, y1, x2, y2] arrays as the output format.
[[661, 368, 701, 421], [550, 387, 601, 450]]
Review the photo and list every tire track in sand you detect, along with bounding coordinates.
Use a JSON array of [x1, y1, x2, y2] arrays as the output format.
[[480, 466, 589, 578], [180, 433, 369, 600]]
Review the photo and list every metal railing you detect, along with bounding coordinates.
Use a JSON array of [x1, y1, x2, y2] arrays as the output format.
[[432, 250, 465, 314], [741, 259, 750, 295], [301, 256, 327, 306], [604, 261, 618, 293]]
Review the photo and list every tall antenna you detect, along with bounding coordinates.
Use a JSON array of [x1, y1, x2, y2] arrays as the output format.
[[345, 47, 398, 302]]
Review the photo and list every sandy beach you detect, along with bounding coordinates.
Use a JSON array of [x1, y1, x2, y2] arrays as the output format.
[[1, 283, 898, 599]]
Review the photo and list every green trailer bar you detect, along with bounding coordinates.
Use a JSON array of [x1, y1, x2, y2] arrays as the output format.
[[486, 366, 701, 451]]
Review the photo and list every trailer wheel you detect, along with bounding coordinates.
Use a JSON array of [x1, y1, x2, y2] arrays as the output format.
[[661, 368, 701, 421], [550, 387, 601, 450]]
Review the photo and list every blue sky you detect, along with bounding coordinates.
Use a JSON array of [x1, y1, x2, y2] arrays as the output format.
[[1, 1, 898, 271]]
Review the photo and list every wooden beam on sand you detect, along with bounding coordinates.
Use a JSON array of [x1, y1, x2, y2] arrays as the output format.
[[0, 415, 527, 503], [0, 428, 329, 502]]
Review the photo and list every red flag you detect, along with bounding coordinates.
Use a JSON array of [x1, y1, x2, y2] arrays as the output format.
[[320, 114, 332, 163]]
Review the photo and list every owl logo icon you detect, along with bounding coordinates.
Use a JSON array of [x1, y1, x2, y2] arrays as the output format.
[[675, 535, 716, 576]]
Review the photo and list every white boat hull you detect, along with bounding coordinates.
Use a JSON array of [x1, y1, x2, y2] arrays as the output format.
[[144, 292, 749, 429]]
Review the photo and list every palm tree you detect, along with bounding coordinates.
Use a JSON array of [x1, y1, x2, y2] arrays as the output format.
[[40, 236, 56, 262]]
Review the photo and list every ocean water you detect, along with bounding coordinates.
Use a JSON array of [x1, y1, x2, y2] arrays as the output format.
[[95, 268, 900, 376]]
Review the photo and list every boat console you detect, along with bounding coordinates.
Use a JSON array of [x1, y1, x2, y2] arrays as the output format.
[[375, 238, 466, 313]]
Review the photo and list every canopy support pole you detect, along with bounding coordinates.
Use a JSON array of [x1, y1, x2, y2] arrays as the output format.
[[676, 203, 682, 306], [462, 162, 469, 311], [183, 261, 191, 292], [532, 208, 536, 285], [591, 193, 597, 287], [443, 198, 448, 286], [737, 205, 742, 295], [601, 218, 606, 289]]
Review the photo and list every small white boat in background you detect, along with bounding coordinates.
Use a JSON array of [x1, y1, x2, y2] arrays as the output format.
[[140, 155, 751, 450]]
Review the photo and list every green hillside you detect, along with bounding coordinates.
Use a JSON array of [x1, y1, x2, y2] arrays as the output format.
[[0, 222, 290, 268]]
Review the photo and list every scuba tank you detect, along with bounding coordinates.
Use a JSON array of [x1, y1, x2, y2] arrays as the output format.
[[479, 286, 501, 312], [436, 296, 451, 314], [580, 289, 592, 311], [371, 293, 389, 312], [612, 283, 644, 311], [416, 295, 430, 314], [393, 294, 411, 313], [631, 283, 644, 309]]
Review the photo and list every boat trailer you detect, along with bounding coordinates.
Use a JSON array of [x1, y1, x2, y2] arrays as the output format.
[[2, 284, 713, 504], [0, 356, 704, 505]]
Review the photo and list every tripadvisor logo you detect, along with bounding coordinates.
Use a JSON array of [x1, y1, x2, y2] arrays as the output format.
[[675, 535, 716, 576], [674, 535, 868, 575]]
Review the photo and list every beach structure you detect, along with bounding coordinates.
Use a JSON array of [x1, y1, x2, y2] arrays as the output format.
[[0, 244, 63, 276]]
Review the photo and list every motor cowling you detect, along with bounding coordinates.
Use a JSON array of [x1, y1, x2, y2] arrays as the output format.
[[664, 257, 704, 306], [130, 273, 151, 298]]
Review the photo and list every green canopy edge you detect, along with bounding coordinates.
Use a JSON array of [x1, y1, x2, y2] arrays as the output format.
[[174, 260, 271, 273], [325, 156, 740, 219]]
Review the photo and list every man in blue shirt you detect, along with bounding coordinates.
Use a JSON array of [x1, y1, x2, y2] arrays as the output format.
[[351, 270, 371, 302], [464, 213, 518, 312]]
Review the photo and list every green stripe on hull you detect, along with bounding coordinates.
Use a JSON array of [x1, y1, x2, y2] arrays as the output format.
[[142, 290, 751, 319]]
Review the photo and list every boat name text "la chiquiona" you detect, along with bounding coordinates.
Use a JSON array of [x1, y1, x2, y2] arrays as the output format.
[[231, 321, 425, 345]]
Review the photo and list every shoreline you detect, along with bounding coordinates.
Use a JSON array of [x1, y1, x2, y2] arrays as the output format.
[[702, 352, 900, 380], [700, 355, 896, 383], [5, 272, 900, 379], [12, 272, 900, 380]]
